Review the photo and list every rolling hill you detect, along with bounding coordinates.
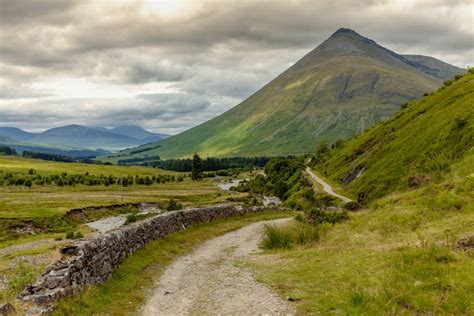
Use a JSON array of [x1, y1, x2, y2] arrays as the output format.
[[29, 125, 144, 150], [106, 28, 464, 161], [0, 134, 108, 158], [313, 69, 474, 203], [109, 125, 168, 143], [0, 127, 38, 140]]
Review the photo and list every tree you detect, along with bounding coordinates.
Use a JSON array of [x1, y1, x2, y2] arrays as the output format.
[[191, 153, 203, 180]]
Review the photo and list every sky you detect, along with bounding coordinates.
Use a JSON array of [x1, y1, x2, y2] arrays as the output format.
[[0, 0, 472, 134]]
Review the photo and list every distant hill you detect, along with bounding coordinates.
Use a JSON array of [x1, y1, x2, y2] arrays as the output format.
[[0, 127, 38, 141], [108, 28, 464, 160], [0, 124, 168, 153], [0, 134, 108, 158], [29, 125, 143, 150], [313, 69, 474, 203], [109, 125, 168, 143]]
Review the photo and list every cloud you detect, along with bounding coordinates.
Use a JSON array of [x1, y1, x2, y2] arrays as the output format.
[[0, 0, 472, 134]]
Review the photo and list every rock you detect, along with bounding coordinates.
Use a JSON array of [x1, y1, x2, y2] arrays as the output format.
[[19, 205, 285, 310], [287, 296, 301, 302], [0, 303, 15, 315]]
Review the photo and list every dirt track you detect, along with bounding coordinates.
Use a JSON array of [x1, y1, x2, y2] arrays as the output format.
[[141, 218, 294, 315]]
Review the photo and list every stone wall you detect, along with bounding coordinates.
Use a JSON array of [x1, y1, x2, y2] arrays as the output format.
[[20, 205, 283, 311]]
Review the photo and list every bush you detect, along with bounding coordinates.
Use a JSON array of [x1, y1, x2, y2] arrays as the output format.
[[166, 199, 183, 211], [294, 224, 320, 245], [261, 224, 293, 249], [66, 231, 84, 239], [343, 201, 364, 211], [306, 208, 349, 225]]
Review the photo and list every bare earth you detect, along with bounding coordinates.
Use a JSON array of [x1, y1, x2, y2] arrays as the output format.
[[306, 167, 352, 203], [141, 218, 294, 316]]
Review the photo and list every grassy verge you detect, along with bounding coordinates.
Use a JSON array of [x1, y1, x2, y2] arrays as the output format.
[[53, 210, 294, 315], [251, 176, 474, 314]]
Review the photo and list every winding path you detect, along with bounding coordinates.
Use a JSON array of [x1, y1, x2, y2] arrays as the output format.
[[305, 167, 352, 203], [141, 218, 294, 315]]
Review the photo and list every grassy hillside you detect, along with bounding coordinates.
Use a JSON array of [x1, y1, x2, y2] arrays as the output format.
[[250, 71, 473, 315], [313, 69, 474, 203], [254, 155, 473, 314], [103, 28, 460, 161]]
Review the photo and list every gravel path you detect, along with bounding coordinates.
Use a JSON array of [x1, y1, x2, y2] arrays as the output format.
[[0, 239, 53, 256], [306, 167, 352, 203], [141, 217, 294, 315]]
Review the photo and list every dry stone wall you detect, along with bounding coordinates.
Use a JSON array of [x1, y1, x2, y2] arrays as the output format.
[[20, 205, 284, 311]]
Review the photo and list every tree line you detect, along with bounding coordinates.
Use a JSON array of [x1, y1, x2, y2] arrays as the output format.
[[0, 170, 184, 188]]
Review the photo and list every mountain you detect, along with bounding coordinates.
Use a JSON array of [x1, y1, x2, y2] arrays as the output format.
[[107, 28, 464, 160], [109, 125, 168, 143], [313, 69, 473, 203], [0, 127, 38, 141], [0, 134, 109, 158], [401, 54, 466, 81], [30, 125, 143, 150]]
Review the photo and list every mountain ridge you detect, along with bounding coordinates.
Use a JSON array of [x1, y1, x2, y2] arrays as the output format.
[[0, 124, 168, 152], [104, 28, 464, 161]]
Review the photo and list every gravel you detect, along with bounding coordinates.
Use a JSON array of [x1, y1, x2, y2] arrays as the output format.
[[141, 217, 294, 315]]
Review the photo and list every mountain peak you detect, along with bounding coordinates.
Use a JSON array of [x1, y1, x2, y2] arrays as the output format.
[[332, 27, 358, 36]]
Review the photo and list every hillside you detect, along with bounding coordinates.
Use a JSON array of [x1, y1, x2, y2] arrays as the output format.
[[313, 69, 474, 203], [30, 125, 144, 150], [0, 135, 108, 158], [0, 127, 38, 140], [109, 125, 168, 143], [402, 54, 466, 80], [106, 28, 464, 160]]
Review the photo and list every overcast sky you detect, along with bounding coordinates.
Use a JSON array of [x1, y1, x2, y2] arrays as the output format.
[[0, 0, 472, 134]]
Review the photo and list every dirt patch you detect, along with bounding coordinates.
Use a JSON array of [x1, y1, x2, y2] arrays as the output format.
[[141, 218, 294, 315], [454, 234, 474, 252]]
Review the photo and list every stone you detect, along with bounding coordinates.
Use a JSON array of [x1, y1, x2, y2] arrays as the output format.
[[20, 205, 286, 310], [0, 303, 15, 315]]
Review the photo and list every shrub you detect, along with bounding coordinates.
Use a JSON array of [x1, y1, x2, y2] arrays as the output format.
[[294, 223, 320, 245], [260, 224, 293, 249], [66, 231, 84, 239], [306, 208, 349, 225], [343, 201, 363, 211], [166, 199, 183, 211]]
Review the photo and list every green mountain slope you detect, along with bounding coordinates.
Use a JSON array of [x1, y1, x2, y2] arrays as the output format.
[[313, 69, 474, 203], [107, 28, 463, 161]]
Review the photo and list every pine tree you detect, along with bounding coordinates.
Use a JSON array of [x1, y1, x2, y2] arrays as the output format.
[[191, 153, 203, 181]]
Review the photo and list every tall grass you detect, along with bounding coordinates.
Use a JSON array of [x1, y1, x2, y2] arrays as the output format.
[[261, 221, 321, 249]]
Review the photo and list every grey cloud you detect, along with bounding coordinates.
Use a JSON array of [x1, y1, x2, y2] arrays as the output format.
[[0, 0, 472, 133]]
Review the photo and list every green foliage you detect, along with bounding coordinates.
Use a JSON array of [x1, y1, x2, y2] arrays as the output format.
[[191, 153, 203, 181], [306, 208, 349, 225], [0, 145, 17, 156], [65, 231, 84, 239], [166, 199, 183, 211], [104, 30, 453, 161], [7, 263, 37, 299], [314, 70, 474, 203], [260, 224, 294, 249]]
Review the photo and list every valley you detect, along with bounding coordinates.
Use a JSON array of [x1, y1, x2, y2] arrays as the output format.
[[0, 6, 472, 313]]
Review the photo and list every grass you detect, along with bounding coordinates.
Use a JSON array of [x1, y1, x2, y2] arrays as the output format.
[[53, 210, 294, 315], [0, 156, 243, 219], [251, 172, 474, 314], [314, 70, 474, 203], [103, 31, 444, 161]]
